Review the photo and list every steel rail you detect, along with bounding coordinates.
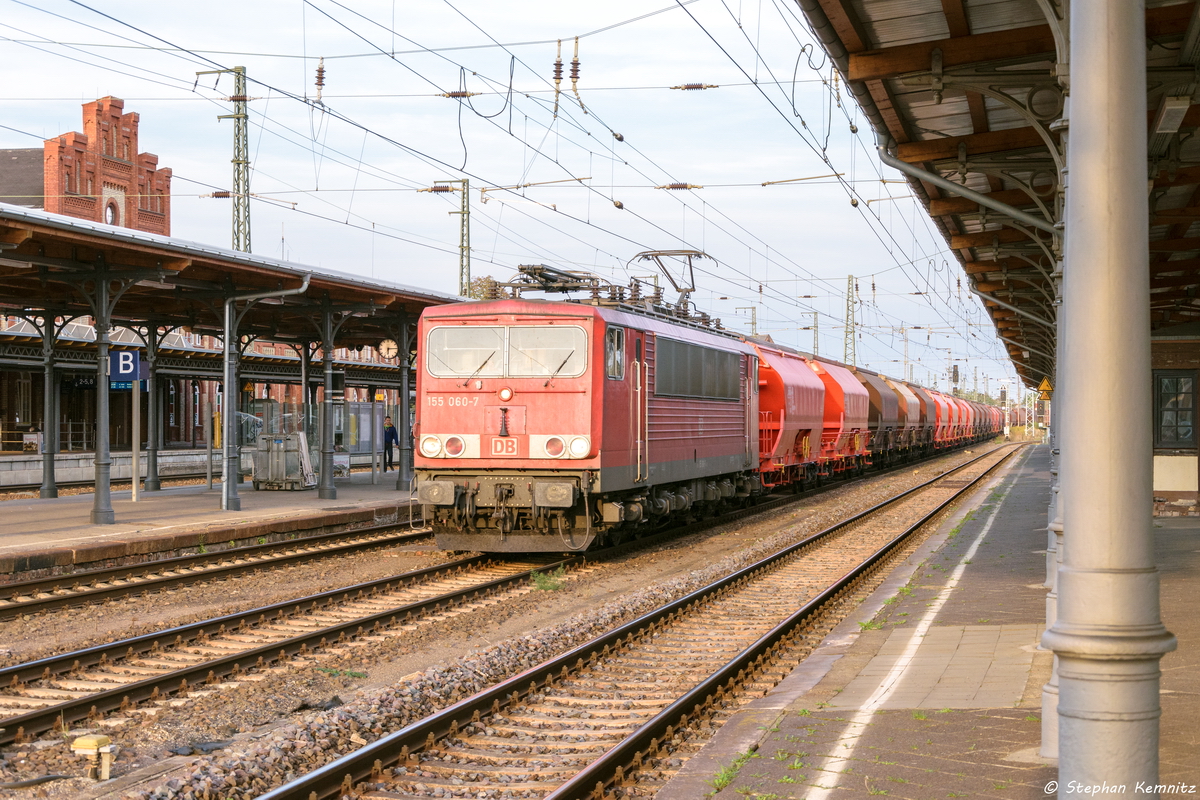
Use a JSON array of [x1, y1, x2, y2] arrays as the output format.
[[1, 433, 986, 618], [0, 438, 1005, 746], [0, 554, 486, 688], [256, 443, 1024, 800], [0, 554, 571, 745], [0, 519, 427, 620], [547, 443, 1026, 800]]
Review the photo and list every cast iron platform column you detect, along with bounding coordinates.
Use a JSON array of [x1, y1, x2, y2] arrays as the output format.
[[92, 285, 115, 525], [318, 310, 336, 500], [143, 326, 164, 491], [398, 312, 413, 489], [1043, 0, 1177, 789]]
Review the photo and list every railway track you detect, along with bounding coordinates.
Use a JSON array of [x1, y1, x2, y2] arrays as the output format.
[[0, 441, 979, 621], [255, 443, 1025, 800], [0, 519, 430, 620], [0, 554, 582, 745]]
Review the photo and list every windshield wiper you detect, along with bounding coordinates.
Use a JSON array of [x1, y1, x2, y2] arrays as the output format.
[[461, 350, 496, 387], [544, 350, 575, 387]]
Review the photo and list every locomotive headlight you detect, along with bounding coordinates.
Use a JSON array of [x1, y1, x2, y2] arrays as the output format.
[[568, 436, 591, 458], [498, 387, 514, 402], [419, 435, 443, 457], [444, 436, 465, 457], [544, 436, 566, 457]]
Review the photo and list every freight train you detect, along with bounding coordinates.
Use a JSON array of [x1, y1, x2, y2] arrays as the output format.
[[414, 265, 1001, 552]]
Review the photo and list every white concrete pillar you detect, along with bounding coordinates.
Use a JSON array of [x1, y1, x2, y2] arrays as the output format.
[[1043, 0, 1177, 790]]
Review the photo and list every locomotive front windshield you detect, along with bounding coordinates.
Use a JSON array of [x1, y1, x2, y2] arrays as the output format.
[[426, 325, 587, 379]]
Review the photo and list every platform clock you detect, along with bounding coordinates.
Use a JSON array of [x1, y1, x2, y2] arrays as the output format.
[[378, 338, 399, 359]]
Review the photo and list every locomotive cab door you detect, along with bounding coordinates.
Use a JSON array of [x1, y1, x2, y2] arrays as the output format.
[[631, 331, 649, 482]]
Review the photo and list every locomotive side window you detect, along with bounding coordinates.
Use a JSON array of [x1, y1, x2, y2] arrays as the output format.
[[426, 326, 505, 378], [1154, 370, 1197, 448], [605, 327, 625, 379], [655, 338, 740, 400], [508, 326, 587, 378]]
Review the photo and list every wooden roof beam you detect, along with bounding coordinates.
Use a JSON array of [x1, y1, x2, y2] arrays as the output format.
[[1152, 206, 1200, 225], [847, 4, 1189, 82], [975, 279, 1050, 292], [0, 228, 33, 246], [1151, 273, 1200, 290], [1151, 257, 1200, 274], [928, 189, 1041, 216], [949, 227, 1031, 249], [895, 127, 1049, 163], [962, 256, 1050, 275], [1149, 237, 1200, 252]]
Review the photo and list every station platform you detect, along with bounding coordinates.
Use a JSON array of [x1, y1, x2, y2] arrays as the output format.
[[659, 445, 1199, 799], [0, 472, 416, 581]]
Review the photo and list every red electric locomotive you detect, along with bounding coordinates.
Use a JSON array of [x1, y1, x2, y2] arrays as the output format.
[[414, 293, 760, 552], [413, 263, 1002, 552]]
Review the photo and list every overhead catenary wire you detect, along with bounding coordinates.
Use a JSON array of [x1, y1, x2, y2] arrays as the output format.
[[2, 2, 1000, 375]]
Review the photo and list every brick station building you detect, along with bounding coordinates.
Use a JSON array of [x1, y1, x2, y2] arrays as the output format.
[[0, 96, 172, 235]]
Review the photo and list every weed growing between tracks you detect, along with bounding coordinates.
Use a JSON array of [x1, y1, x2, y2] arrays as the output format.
[[530, 565, 567, 591]]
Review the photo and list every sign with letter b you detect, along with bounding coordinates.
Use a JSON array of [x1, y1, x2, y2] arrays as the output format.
[[109, 351, 148, 382]]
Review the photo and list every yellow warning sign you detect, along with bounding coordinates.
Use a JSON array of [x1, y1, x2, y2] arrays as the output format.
[[1038, 391, 1052, 401], [1038, 377, 1053, 393]]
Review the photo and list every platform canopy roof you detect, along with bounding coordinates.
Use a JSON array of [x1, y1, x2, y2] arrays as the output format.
[[0, 202, 462, 347], [796, 0, 1196, 387]]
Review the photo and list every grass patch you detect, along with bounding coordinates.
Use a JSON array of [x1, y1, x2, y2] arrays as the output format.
[[315, 667, 368, 679], [912, 710, 928, 720], [858, 620, 883, 631], [706, 748, 758, 793], [530, 565, 568, 591]]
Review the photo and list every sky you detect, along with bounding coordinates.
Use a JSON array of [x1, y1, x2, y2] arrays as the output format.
[[0, 0, 1028, 400]]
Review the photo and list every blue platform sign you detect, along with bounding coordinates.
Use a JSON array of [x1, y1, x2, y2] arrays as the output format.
[[109, 351, 148, 382]]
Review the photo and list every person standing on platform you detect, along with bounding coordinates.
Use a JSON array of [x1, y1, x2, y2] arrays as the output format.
[[383, 415, 399, 472]]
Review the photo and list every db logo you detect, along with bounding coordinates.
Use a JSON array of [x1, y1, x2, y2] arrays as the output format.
[[491, 438, 518, 456]]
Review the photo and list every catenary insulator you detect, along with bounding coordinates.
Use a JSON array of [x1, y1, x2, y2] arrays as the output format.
[[670, 84, 719, 90], [655, 183, 703, 190], [442, 91, 481, 98]]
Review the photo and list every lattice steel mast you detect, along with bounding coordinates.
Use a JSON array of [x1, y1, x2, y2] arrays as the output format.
[[843, 274, 856, 366], [419, 179, 470, 295], [198, 66, 252, 252], [453, 179, 470, 296]]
